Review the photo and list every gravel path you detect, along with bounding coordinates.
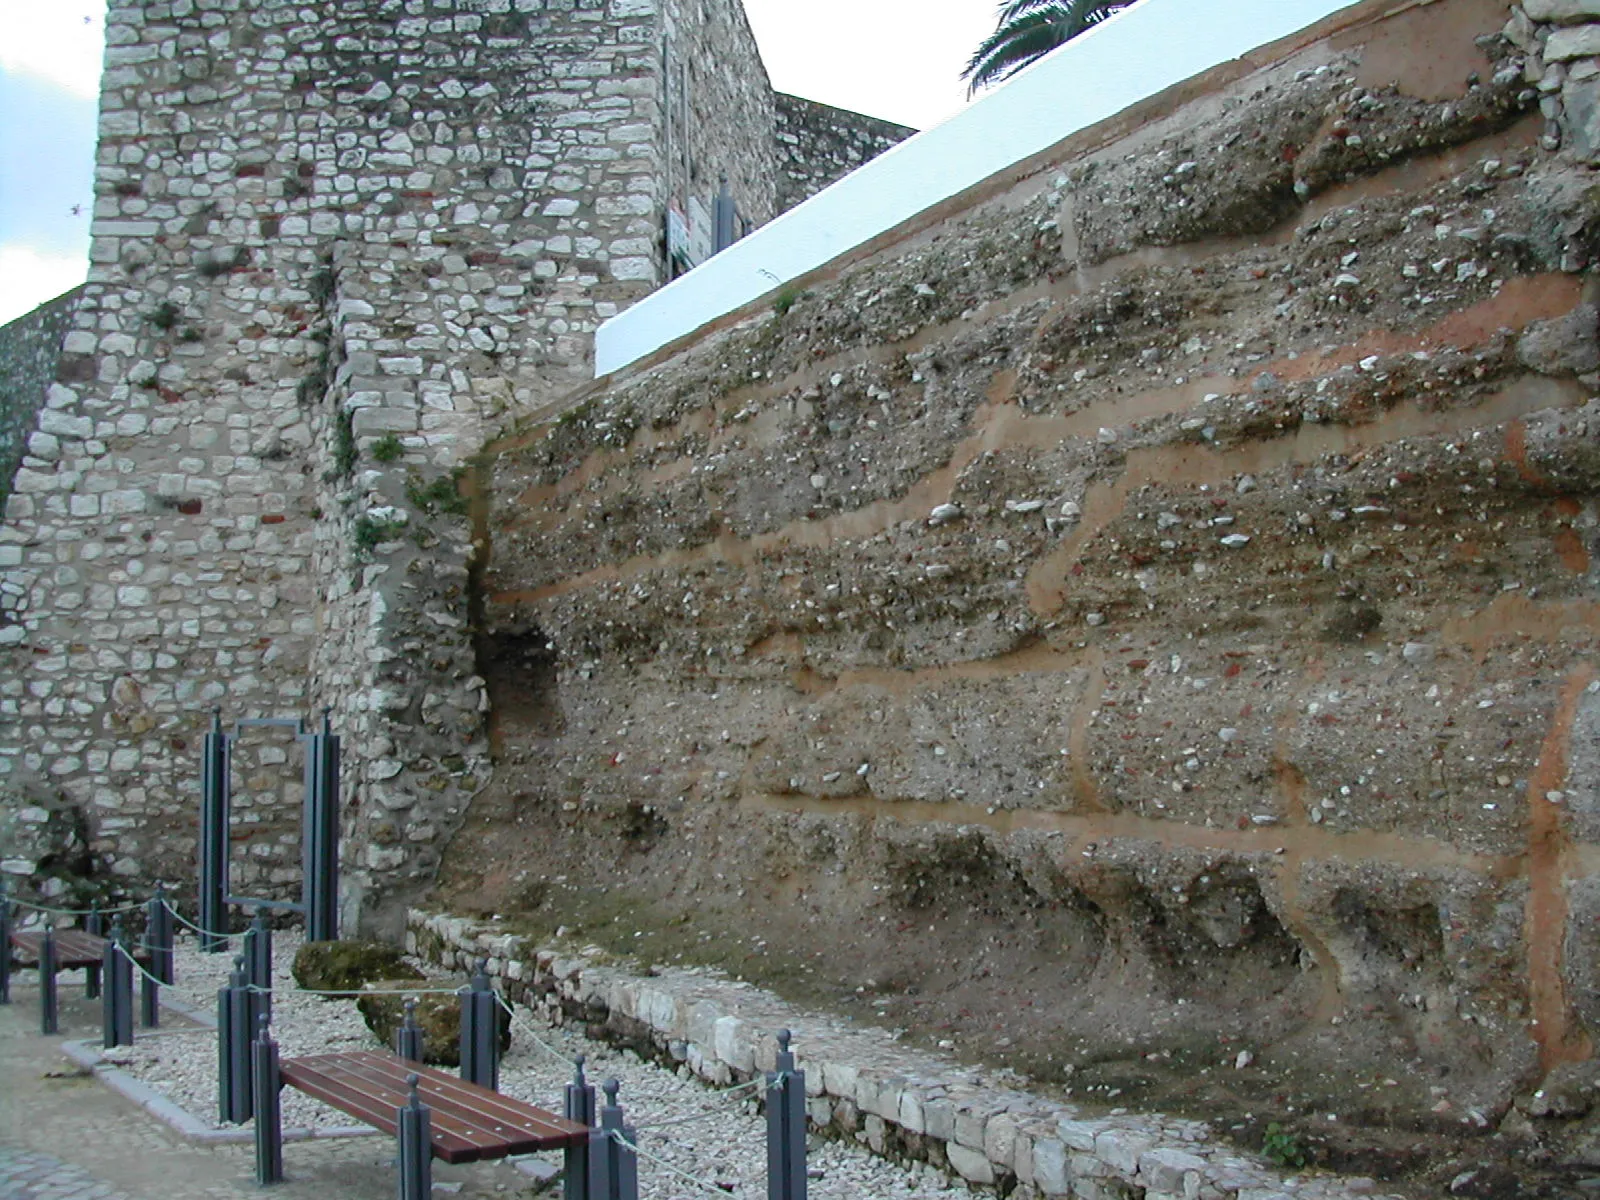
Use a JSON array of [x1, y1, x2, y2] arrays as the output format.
[[113, 931, 970, 1199]]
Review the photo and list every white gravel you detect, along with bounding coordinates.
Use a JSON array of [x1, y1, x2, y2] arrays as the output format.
[[111, 931, 971, 1199]]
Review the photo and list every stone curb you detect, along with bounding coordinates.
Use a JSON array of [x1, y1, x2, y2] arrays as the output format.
[[409, 909, 1393, 1200], [59, 989, 379, 1147]]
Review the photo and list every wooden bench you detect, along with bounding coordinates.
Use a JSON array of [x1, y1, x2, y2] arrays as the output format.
[[9, 928, 110, 969], [4, 928, 115, 1034], [259, 1048, 588, 1193]]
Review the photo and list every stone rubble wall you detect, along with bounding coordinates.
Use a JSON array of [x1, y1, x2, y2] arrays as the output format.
[[662, 0, 781, 234], [409, 909, 1394, 1200], [0, 0, 821, 927], [773, 92, 917, 212], [1513, 0, 1600, 159], [0, 289, 83, 511]]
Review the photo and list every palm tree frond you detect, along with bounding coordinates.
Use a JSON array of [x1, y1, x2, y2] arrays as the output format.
[[963, 0, 1132, 94]]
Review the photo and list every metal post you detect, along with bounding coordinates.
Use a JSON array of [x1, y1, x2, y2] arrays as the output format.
[[253, 1014, 284, 1185], [395, 998, 425, 1064], [766, 1030, 807, 1200], [397, 1074, 433, 1200], [143, 885, 173, 1029], [245, 906, 272, 1021], [200, 707, 230, 952], [589, 1079, 638, 1200], [301, 708, 340, 942], [84, 903, 103, 1000], [218, 956, 254, 1124], [458, 960, 498, 1091], [40, 922, 58, 1036], [148, 885, 175, 985], [0, 879, 11, 1006], [141, 964, 160, 1030], [102, 920, 133, 1049], [713, 176, 736, 253], [563, 1055, 596, 1200]]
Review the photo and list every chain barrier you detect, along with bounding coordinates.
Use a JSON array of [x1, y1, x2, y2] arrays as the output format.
[[114, 940, 174, 991], [241, 983, 465, 999], [613, 1129, 744, 1198], [161, 901, 240, 944], [7, 897, 144, 917], [493, 991, 583, 1069], [631, 1076, 766, 1131]]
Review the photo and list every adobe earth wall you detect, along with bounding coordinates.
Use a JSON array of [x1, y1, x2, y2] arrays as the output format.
[[451, 0, 1600, 1171]]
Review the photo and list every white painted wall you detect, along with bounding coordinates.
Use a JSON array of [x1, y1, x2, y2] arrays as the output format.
[[594, 0, 1358, 377]]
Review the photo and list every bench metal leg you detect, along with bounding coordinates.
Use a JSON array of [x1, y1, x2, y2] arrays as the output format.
[[397, 1075, 432, 1200], [40, 926, 58, 1036], [253, 1017, 283, 1185]]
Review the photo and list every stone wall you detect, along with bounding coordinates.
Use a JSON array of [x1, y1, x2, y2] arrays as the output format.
[[774, 92, 916, 211], [0, 0, 809, 932], [664, 0, 780, 235], [0, 289, 82, 511], [446, 0, 1600, 1180], [410, 909, 1390, 1200]]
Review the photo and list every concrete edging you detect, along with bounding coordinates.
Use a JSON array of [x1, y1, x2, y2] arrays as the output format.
[[59, 990, 378, 1146]]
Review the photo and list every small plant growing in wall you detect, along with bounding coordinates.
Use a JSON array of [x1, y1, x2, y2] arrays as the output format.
[[1261, 1123, 1308, 1170], [405, 469, 469, 518], [772, 286, 804, 317], [147, 300, 181, 331], [371, 434, 405, 463], [350, 511, 408, 563], [326, 409, 357, 481]]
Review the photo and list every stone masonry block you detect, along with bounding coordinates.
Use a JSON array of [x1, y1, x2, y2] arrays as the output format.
[[1140, 1147, 1206, 1195], [1094, 1129, 1155, 1174], [1525, 0, 1600, 21], [1032, 1138, 1072, 1195], [946, 1143, 996, 1185], [352, 408, 418, 436], [1545, 24, 1600, 59]]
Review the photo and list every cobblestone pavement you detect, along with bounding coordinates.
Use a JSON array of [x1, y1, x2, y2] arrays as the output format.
[[0, 985, 547, 1200], [0, 1148, 130, 1200]]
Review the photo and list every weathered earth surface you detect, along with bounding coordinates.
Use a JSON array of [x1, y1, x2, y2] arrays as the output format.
[[430, 2, 1600, 1194]]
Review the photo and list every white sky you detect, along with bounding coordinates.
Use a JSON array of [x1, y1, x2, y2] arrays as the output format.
[[0, 0, 996, 325]]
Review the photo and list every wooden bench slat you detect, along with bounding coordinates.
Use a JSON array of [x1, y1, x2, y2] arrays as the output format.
[[9, 930, 111, 969], [318, 1052, 586, 1142], [282, 1057, 560, 1164], [287, 1059, 512, 1159], [280, 1061, 517, 1163], [310, 1055, 581, 1154], [280, 1051, 586, 1164]]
